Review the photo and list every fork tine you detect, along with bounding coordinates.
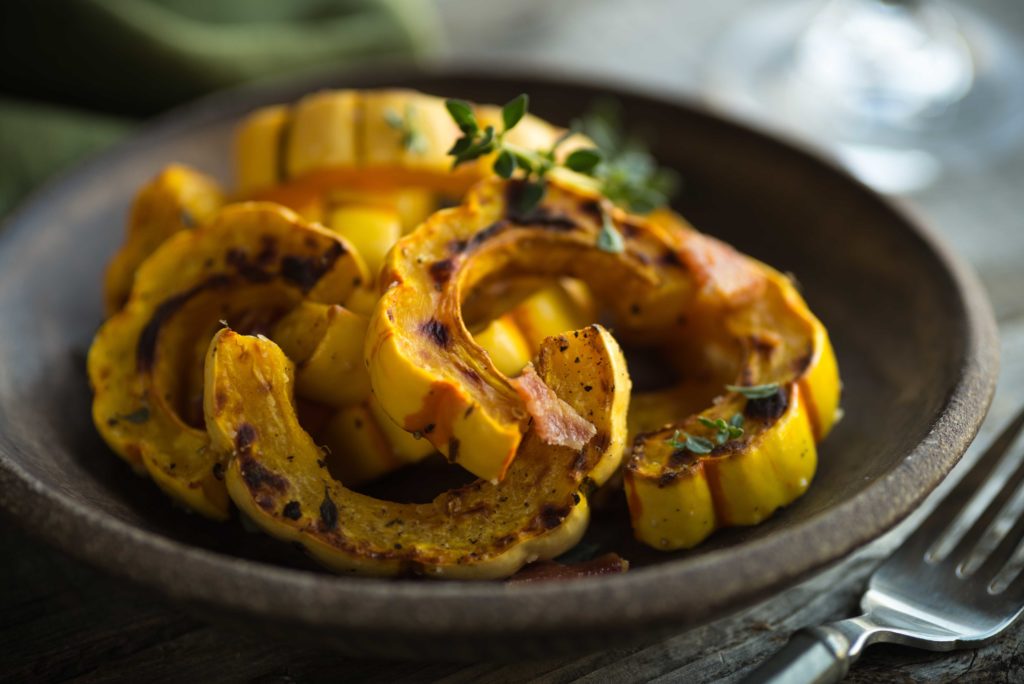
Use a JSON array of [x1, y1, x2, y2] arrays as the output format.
[[975, 506, 1024, 584], [900, 405, 1024, 560], [947, 447, 1024, 567]]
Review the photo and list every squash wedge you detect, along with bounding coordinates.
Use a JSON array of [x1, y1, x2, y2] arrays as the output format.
[[204, 324, 630, 579], [88, 203, 366, 519], [366, 176, 692, 482], [103, 164, 226, 315], [624, 266, 841, 549]]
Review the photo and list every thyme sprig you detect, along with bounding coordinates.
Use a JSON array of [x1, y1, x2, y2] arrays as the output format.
[[443, 93, 677, 249], [578, 100, 679, 214], [446, 94, 584, 214]]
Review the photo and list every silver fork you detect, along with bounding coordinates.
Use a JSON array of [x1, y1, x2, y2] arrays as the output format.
[[744, 406, 1024, 683]]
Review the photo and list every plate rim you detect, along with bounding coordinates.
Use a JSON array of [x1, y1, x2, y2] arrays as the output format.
[[0, 62, 1000, 641]]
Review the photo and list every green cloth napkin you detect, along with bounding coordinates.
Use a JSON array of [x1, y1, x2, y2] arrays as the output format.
[[0, 0, 439, 216]]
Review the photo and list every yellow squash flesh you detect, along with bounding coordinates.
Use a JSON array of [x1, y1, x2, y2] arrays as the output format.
[[364, 174, 840, 546], [87, 203, 366, 518], [623, 266, 841, 550], [235, 89, 588, 202], [366, 176, 692, 482], [103, 164, 226, 315], [204, 324, 630, 579]]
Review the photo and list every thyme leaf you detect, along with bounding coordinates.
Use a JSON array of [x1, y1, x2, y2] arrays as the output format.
[[726, 383, 781, 400], [384, 104, 427, 154], [665, 429, 714, 454], [596, 207, 624, 253]]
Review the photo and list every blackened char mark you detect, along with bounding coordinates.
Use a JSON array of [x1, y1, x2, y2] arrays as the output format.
[[235, 422, 257, 453], [239, 454, 288, 492], [319, 488, 339, 531], [538, 504, 570, 530], [281, 241, 346, 292], [420, 318, 451, 349], [745, 386, 790, 422], [282, 500, 302, 520], [659, 248, 684, 268], [428, 258, 456, 287], [579, 199, 603, 223], [256, 235, 278, 267], [508, 209, 577, 231], [468, 220, 510, 249], [226, 247, 274, 283], [136, 274, 233, 371]]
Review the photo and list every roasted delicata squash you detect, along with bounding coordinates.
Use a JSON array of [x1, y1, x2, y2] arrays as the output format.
[[366, 176, 694, 482], [623, 267, 840, 550], [268, 287, 593, 487], [366, 174, 839, 543], [235, 88, 587, 202], [269, 301, 435, 486], [88, 203, 366, 518], [87, 86, 843, 573], [204, 324, 630, 578], [104, 164, 226, 315]]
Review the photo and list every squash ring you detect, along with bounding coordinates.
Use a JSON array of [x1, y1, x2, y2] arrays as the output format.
[[366, 175, 841, 547], [88, 203, 366, 518]]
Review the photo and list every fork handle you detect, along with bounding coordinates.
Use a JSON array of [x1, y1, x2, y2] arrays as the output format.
[[742, 625, 857, 684]]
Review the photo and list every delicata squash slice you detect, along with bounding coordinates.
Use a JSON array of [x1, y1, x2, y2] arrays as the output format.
[[624, 266, 840, 550], [204, 324, 630, 578], [88, 203, 366, 518], [103, 164, 226, 315], [235, 88, 586, 202], [366, 175, 695, 482], [367, 175, 840, 546]]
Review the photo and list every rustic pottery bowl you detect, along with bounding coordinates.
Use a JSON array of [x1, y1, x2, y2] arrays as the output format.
[[0, 67, 998, 659]]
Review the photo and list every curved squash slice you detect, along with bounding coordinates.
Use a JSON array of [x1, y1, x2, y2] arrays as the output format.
[[88, 203, 366, 519], [366, 176, 692, 482], [204, 324, 630, 579], [236, 89, 587, 201], [271, 286, 592, 487], [104, 164, 225, 315], [624, 266, 841, 549]]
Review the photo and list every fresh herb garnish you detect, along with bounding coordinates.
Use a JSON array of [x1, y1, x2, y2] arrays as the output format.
[[578, 100, 679, 214], [665, 429, 714, 454], [596, 207, 625, 253], [446, 94, 583, 213], [384, 104, 427, 154], [698, 413, 745, 445], [442, 93, 679, 226], [726, 383, 781, 400]]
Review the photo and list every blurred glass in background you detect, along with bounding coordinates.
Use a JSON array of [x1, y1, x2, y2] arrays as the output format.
[[705, 0, 1024, 193]]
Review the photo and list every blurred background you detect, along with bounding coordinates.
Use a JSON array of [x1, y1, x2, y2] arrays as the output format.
[[0, 0, 1021, 307]]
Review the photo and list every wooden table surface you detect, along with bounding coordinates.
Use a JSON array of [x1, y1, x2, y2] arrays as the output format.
[[5, 1, 1024, 682]]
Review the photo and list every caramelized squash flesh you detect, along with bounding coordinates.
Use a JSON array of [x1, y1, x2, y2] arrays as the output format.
[[88, 203, 365, 518], [204, 324, 630, 578]]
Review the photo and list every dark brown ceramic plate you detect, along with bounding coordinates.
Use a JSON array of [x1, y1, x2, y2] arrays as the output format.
[[0, 66, 999, 659]]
